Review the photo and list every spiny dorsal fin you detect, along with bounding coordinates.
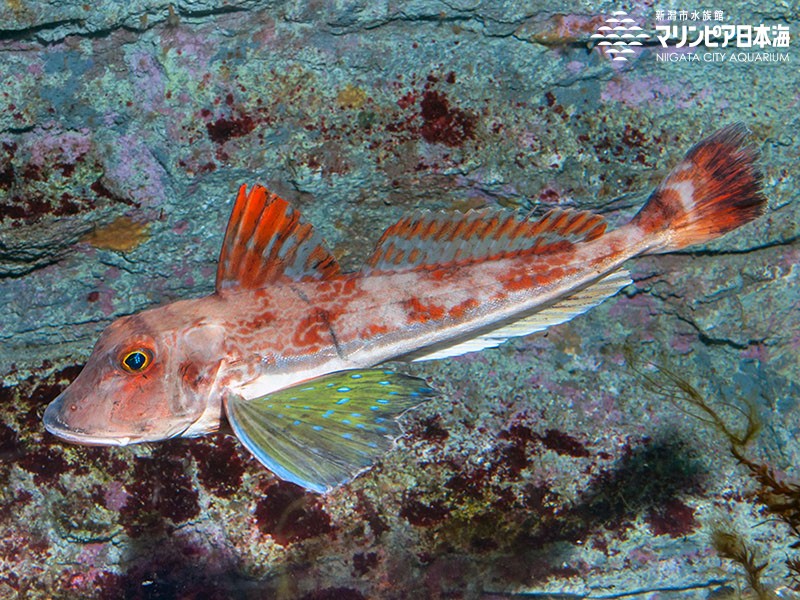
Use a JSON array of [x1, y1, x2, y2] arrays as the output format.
[[407, 268, 631, 362], [364, 208, 607, 274], [216, 184, 340, 293]]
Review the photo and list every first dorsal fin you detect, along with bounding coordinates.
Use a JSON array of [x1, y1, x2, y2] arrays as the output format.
[[216, 184, 341, 293], [364, 208, 607, 274]]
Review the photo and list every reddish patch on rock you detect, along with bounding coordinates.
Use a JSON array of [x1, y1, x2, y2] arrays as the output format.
[[18, 445, 70, 485], [397, 91, 417, 110], [0, 142, 16, 189], [198, 161, 217, 174], [0, 190, 95, 224], [498, 422, 536, 445], [444, 469, 488, 500], [355, 491, 389, 538], [496, 421, 540, 478], [90, 179, 135, 206], [646, 497, 697, 537], [0, 489, 33, 526], [17, 372, 70, 433], [206, 113, 256, 144], [620, 124, 650, 165], [300, 589, 366, 600], [622, 123, 647, 148], [400, 496, 450, 527], [119, 445, 200, 537], [255, 481, 333, 545], [0, 135, 129, 224], [521, 483, 559, 519], [497, 443, 528, 478], [419, 91, 476, 147], [411, 415, 449, 443], [59, 364, 84, 382], [71, 446, 129, 478], [0, 529, 50, 579], [537, 429, 590, 458], [0, 424, 22, 460], [538, 187, 561, 203], [188, 434, 246, 498]]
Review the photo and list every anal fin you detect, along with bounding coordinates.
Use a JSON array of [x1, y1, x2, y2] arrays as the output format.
[[410, 268, 632, 362]]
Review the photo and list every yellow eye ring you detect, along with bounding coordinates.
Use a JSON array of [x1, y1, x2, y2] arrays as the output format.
[[121, 349, 153, 373]]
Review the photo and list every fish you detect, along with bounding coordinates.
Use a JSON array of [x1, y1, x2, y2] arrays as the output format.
[[43, 123, 766, 494]]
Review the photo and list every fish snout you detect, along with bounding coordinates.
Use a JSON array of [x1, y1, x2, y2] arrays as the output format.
[[43, 391, 132, 446], [43, 391, 83, 442], [43, 390, 71, 433]]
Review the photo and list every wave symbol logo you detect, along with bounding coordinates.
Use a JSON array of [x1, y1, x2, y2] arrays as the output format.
[[591, 10, 651, 61]]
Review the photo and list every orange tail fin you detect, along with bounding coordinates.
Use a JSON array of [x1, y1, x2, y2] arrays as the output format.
[[631, 123, 767, 253]]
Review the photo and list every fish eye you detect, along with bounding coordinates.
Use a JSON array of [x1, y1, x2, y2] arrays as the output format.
[[121, 348, 153, 373]]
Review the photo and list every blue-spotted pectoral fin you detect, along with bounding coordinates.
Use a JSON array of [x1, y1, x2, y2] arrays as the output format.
[[224, 370, 437, 494]]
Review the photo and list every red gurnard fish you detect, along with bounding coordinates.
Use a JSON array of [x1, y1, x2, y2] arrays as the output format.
[[43, 123, 766, 493]]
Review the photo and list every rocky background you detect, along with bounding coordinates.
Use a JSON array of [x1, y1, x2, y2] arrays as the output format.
[[0, 1, 798, 598]]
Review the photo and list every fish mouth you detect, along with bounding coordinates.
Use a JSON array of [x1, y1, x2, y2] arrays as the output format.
[[42, 393, 134, 446]]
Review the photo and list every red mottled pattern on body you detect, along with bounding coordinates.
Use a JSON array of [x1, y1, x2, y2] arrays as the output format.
[[249, 252, 586, 363], [402, 297, 447, 324], [236, 310, 277, 333], [297, 276, 359, 305], [500, 264, 569, 293], [448, 298, 480, 319], [359, 323, 391, 337], [291, 310, 336, 352], [213, 250, 588, 365]]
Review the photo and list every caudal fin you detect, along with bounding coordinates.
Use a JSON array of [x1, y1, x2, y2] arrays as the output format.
[[631, 123, 767, 253]]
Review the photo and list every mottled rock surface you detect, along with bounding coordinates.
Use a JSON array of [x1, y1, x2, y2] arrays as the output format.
[[1, 1, 798, 598]]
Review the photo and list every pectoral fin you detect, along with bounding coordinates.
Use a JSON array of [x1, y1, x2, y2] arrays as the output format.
[[224, 370, 436, 494]]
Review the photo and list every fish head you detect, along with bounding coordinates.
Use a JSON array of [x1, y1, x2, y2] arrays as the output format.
[[43, 305, 227, 446]]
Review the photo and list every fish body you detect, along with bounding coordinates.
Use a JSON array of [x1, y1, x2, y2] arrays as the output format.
[[44, 124, 766, 492]]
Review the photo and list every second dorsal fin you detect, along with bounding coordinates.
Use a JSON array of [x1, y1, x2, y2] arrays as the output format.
[[216, 184, 341, 293], [364, 208, 607, 274]]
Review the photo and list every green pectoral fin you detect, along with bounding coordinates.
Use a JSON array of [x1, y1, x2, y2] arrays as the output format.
[[224, 370, 437, 494]]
